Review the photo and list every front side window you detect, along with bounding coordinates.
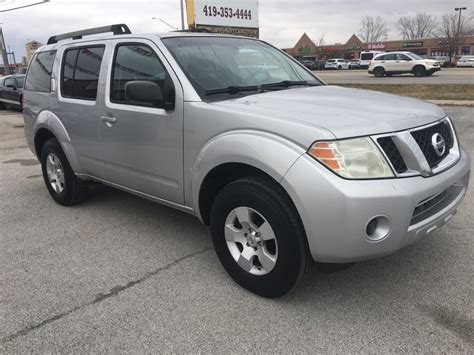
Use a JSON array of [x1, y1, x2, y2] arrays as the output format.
[[61, 46, 105, 100], [163, 36, 321, 101], [24, 51, 56, 92], [110, 44, 168, 108]]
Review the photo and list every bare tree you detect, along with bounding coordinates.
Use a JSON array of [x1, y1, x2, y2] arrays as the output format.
[[436, 12, 473, 59], [397, 13, 437, 39], [316, 33, 326, 46], [358, 16, 388, 43]]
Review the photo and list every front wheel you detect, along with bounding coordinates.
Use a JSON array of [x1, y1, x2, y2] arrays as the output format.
[[210, 177, 310, 298], [413, 66, 426, 77], [40, 138, 88, 206]]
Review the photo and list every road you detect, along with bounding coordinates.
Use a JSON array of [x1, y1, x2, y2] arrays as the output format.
[[1, 108, 473, 352], [316, 67, 474, 84]]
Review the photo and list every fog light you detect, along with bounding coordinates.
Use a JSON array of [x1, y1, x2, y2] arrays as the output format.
[[365, 215, 391, 242]]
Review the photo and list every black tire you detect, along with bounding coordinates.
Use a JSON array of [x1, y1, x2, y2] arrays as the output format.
[[40, 138, 87, 206], [374, 67, 385, 77], [413, 65, 426, 77], [210, 176, 311, 298], [337, 65, 342, 70], [0, 101, 5, 110]]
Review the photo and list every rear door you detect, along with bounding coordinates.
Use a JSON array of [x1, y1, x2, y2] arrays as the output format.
[[52, 42, 106, 176], [98, 39, 184, 204]]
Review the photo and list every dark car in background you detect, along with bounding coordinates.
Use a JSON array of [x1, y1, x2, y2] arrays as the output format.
[[0, 74, 25, 111], [299, 59, 317, 70]]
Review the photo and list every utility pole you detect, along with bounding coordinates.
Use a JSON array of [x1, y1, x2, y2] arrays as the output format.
[[0, 27, 10, 74], [455, 7, 467, 55], [180, 0, 185, 30]]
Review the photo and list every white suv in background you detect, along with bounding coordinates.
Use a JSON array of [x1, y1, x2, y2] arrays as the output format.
[[368, 51, 441, 77], [324, 58, 350, 70], [359, 50, 385, 69]]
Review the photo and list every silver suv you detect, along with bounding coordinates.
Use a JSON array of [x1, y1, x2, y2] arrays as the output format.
[[23, 25, 470, 298]]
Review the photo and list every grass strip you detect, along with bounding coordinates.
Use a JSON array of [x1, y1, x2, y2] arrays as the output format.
[[337, 84, 474, 101]]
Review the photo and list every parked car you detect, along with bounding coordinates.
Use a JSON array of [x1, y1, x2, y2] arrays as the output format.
[[359, 50, 385, 69], [314, 59, 326, 71], [299, 59, 317, 70], [456, 56, 474, 68], [324, 58, 350, 70], [428, 56, 450, 68], [349, 59, 361, 69], [23, 25, 470, 298], [0, 74, 25, 110], [368, 51, 441, 77]]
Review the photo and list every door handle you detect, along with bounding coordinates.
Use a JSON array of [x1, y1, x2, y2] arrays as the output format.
[[100, 115, 117, 126]]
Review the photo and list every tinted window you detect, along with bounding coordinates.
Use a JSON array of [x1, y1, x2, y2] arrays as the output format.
[[24, 51, 56, 92], [397, 54, 411, 61], [15, 77, 25, 88], [361, 53, 374, 60], [111, 44, 167, 108], [373, 55, 384, 61], [61, 46, 105, 100]]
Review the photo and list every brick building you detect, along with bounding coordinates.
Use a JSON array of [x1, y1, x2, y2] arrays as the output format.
[[284, 33, 474, 60]]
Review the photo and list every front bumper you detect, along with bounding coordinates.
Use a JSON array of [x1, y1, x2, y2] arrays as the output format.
[[282, 150, 470, 263]]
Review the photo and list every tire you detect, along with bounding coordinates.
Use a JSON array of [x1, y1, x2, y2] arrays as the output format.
[[210, 176, 311, 298], [40, 138, 87, 206], [0, 101, 5, 110], [413, 65, 426, 77], [374, 67, 385, 77], [337, 65, 342, 70]]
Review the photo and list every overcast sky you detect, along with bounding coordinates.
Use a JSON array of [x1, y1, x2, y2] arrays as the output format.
[[0, 0, 472, 62]]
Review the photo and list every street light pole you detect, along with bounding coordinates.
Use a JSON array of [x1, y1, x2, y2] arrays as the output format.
[[455, 7, 467, 55]]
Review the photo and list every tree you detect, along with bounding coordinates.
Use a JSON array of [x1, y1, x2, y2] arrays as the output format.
[[436, 12, 473, 59], [358, 16, 388, 43], [397, 13, 437, 39]]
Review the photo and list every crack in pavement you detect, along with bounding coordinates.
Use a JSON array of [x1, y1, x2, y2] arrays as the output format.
[[0, 246, 213, 345]]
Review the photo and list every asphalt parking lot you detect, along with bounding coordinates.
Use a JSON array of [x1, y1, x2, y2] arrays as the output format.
[[317, 67, 474, 84], [1, 107, 473, 352]]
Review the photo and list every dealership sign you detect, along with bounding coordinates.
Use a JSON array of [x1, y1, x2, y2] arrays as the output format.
[[367, 42, 387, 50], [186, 0, 259, 37]]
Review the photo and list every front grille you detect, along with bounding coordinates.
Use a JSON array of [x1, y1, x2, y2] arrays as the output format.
[[377, 137, 408, 174], [411, 121, 454, 169]]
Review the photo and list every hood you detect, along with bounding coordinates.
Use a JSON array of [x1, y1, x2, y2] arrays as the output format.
[[212, 86, 446, 138]]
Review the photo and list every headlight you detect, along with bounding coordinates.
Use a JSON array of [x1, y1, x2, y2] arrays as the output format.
[[308, 137, 394, 179]]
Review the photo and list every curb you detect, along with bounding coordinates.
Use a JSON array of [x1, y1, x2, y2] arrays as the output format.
[[427, 100, 474, 107]]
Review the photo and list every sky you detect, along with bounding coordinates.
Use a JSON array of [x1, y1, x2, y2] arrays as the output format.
[[0, 0, 472, 63]]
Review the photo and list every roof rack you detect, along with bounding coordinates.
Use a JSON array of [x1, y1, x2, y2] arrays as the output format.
[[47, 24, 131, 45]]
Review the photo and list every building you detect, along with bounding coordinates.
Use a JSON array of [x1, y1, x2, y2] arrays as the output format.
[[284, 33, 474, 61], [25, 40, 43, 63]]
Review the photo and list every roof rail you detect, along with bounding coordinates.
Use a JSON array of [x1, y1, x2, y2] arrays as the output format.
[[47, 24, 131, 45]]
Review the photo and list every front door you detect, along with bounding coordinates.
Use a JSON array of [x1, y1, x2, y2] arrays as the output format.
[[99, 39, 184, 204], [395, 53, 414, 73]]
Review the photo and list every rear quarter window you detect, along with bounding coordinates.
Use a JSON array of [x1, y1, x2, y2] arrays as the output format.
[[24, 51, 57, 92]]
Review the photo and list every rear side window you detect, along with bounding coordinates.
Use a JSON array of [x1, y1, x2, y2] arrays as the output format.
[[110, 44, 167, 108], [61, 46, 105, 100], [361, 53, 373, 60], [24, 51, 56, 92]]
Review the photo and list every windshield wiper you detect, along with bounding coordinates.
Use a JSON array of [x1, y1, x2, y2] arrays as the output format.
[[205, 85, 259, 96], [261, 80, 318, 90]]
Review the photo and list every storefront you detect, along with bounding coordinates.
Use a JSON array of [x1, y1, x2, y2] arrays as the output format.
[[285, 33, 474, 60]]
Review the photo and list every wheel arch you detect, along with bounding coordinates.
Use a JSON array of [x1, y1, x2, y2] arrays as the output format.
[[33, 110, 82, 173], [191, 130, 307, 224]]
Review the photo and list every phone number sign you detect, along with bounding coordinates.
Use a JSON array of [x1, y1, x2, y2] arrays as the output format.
[[193, 0, 258, 29]]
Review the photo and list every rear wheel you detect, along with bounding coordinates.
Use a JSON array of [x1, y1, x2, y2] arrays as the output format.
[[210, 176, 310, 298], [374, 67, 385, 77], [40, 139, 88, 206], [413, 65, 426, 77]]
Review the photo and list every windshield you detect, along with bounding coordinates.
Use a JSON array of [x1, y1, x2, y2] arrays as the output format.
[[407, 52, 422, 60], [16, 77, 25, 88], [162, 36, 321, 101]]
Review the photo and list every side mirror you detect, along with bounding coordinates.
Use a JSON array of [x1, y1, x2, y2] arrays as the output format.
[[125, 81, 163, 107]]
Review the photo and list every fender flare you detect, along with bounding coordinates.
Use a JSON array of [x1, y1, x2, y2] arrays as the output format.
[[190, 130, 306, 221], [33, 110, 83, 173]]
